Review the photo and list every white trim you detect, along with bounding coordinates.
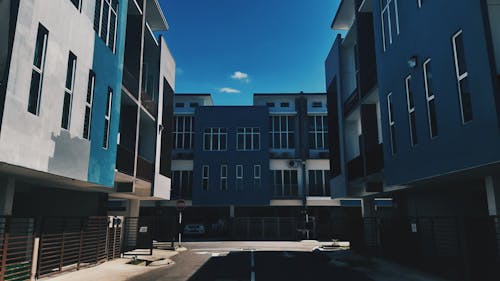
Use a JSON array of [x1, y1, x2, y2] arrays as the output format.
[[387, 92, 396, 155], [220, 164, 228, 191], [203, 128, 227, 151], [452, 29, 472, 124], [103, 88, 113, 149], [236, 127, 261, 151], [29, 25, 48, 116], [83, 72, 95, 140], [405, 75, 417, 146], [423, 58, 438, 138], [202, 165, 209, 191]]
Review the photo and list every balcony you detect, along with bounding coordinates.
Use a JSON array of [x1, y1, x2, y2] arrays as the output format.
[[136, 155, 153, 182], [116, 145, 135, 176], [344, 88, 360, 116], [346, 143, 383, 182]]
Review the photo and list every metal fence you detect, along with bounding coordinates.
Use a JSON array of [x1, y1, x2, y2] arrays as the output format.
[[0, 217, 35, 281], [231, 217, 300, 240], [358, 216, 500, 281]]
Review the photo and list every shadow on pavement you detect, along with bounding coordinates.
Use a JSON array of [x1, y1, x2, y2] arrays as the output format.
[[188, 251, 374, 281]]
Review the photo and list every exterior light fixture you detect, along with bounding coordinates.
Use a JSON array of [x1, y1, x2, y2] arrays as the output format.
[[408, 55, 418, 69]]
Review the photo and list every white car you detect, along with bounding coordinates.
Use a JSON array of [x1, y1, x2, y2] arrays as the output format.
[[184, 224, 206, 235]]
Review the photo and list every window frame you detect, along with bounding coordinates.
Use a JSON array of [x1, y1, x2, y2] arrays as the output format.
[[83, 71, 95, 140], [103, 87, 113, 149], [423, 58, 438, 138], [28, 24, 49, 116], [387, 92, 397, 155], [308, 115, 328, 150], [220, 165, 228, 191], [173, 115, 194, 150], [61, 52, 77, 130], [253, 165, 261, 190], [269, 115, 295, 149], [380, 0, 400, 52], [452, 30, 473, 124], [202, 165, 209, 191], [203, 128, 227, 151], [236, 164, 243, 191], [236, 127, 261, 151], [95, 0, 118, 53], [405, 75, 418, 146]]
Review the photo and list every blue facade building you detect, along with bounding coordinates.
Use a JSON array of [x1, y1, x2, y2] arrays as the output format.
[[192, 106, 270, 206]]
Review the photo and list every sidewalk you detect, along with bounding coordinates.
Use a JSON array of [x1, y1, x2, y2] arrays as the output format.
[[44, 248, 184, 281], [319, 249, 450, 281]]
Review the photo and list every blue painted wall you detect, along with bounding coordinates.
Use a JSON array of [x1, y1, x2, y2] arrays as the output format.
[[192, 106, 270, 206], [88, 0, 129, 187], [374, 0, 500, 186]]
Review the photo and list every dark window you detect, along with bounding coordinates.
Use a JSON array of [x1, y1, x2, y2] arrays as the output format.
[[29, 24, 49, 115], [95, 0, 118, 52], [172, 170, 193, 199], [203, 128, 227, 151], [103, 88, 113, 148], [175, 102, 184, 108], [452, 30, 472, 123], [189, 102, 199, 108], [387, 93, 397, 155], [237, 128, 260, 151], [405, 76, 418, 146], [62, 52, 77, 130], [173, 116, 194, 149], [308, 170, 330, 196], [423, 59, 438, 138], [269, 116, 295, 149], [202, 165, 209, 191], [83, 71, 95, 140], [280, 102, 290, 108], [70, 0, 81, 10], [266, 102, 275, 107], [312, 102, 322, 108]]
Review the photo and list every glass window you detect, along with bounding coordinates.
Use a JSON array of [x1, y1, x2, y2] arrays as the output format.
[[103, 88, 113, 148], [269, 116, 295, 149], [202, 165, 209, 191], [236, 165, 243, 191], [83, 71, 95, 140], [380, 0, 400, 51], [220, 165, 228, 191], [308, 170, 331, 196], [452, 30, 472, 123], [28, 24, 48, 115], [405, 76, 418, 146], [423, 59, 438, 138], [236, 128, 260, 151], [253, 165, 261, 190], [308, 115, 328, 149], [62, 52, 77, 130], [387, 93, 397, 155], [95, 0, 119, 52], [203, 128, 227, 151], [173, 116, 194, 149]]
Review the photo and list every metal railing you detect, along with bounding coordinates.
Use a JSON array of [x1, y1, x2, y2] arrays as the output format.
[[0, 217, 35, 281]]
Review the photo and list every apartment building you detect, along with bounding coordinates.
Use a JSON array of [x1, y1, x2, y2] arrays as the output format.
[[144, 93, 342, 238], [0, 0, 174, 218]]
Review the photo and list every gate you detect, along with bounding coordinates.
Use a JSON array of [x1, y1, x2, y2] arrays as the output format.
[[232, 217, 299, 240], [0, 217, 35, 281], [122, 217, 154, 255]]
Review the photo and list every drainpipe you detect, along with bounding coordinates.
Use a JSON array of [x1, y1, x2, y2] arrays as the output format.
[[297, 93, 309, 239]]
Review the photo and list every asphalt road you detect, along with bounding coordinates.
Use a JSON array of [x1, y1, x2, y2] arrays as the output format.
[[127, 241, 374, 281]]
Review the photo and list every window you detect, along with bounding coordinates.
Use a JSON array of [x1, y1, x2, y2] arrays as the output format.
[[280, 102, 290, 108], [423, 59, 438, 138], [61, 52, 77, 130], [237, 128, 260, 151], [253, 165, 261, 190], [308, 170, 330, 197], [94, 0, 118, 52], [387, 93, 397, 155], [308, 115, 328, 149], [271, 170, 298, 197], [202, 165, 209, 191], [103, 88, 113, 148], [173, 116, 194, 149], [171, 171, 193, 199], [83, 71, 95, 140], [70, 0, 81, 10], [236, 165, 243, 191], [269, 115, 295, 149], [452, 30, 472, 123], [380, 0, 400, 51], [28, 24, 48, 115], [189, 102, 199, 108], [266, 102, 275, 107], [405, 76, 418, 146], [417, 0, 422, 8], [203, 128, 227, 151], [220, 165, 228, 191], [175, 102, 184, 108], [312, 102, 322, 108]]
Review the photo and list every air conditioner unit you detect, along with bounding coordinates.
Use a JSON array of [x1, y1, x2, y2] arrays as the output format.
[[288, 160, 298, 168]]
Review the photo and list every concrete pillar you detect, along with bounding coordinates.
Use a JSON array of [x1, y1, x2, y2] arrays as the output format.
[[0, 176, 15, 216], [128, 199, 141, 217], [361, 197, 375, 217], [229, 205, 235, 218], [485, 176, 500, 216]]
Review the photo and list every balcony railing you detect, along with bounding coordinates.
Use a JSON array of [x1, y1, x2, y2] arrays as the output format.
[[136, 156, 153, 182], [122, 67, 139, 99], [344, 88, 360, 117], [116, 144, 135, 176]]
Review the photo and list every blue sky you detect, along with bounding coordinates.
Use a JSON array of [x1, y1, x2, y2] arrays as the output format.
[[159, 0, 341, 105]]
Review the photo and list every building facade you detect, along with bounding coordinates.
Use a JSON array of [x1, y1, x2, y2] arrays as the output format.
[[0, 0, 175, 218]]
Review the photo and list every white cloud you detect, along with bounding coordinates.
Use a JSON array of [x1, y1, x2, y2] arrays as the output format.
[[220, 87, 241, 94], [231, 71, 249, 81]]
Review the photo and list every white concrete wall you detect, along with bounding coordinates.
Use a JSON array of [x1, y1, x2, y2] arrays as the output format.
[[153, 36, 175, 200], [344, 110, 361, 161], [0, 0, 96, 181]]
